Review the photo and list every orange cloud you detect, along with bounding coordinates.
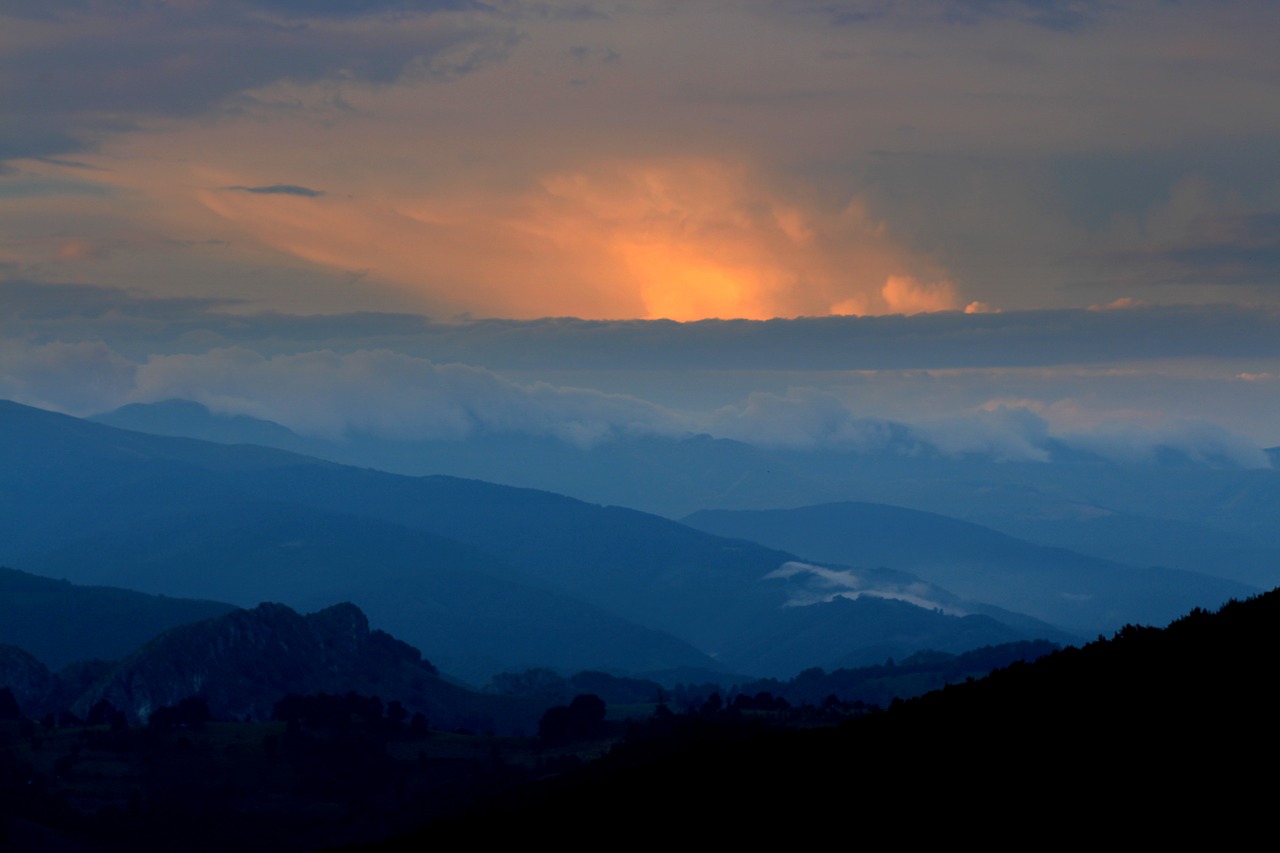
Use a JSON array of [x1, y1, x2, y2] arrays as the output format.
[[62, 151, 963, 320], [831, 275, 964, 316], [880, 275, 961, 315]]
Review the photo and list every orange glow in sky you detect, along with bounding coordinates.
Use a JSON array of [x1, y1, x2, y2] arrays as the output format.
[[619, 240, 764, 321], [197, 155, 968, 320], [20, 147, 965, 320]]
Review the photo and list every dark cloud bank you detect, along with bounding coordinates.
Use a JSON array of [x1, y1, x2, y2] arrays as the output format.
[[6, 280, 1278, 370]]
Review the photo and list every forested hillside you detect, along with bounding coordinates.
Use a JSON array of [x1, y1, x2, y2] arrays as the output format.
[[404, 589, 1280, 845]]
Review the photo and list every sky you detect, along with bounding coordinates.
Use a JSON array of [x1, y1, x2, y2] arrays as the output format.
[[3, 1, 1280, 455]]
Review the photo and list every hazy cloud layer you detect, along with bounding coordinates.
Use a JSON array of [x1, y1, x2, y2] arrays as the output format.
[[130, 346, 690, 446], [1, 311, 1274, 463], [6, 280, 1280, 447]]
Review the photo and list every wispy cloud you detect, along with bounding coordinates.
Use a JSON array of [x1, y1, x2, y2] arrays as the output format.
[[225, 184, 326, 197], [764, 561, 964, 613]]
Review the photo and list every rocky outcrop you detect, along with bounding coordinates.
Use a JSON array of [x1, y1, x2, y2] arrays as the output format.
[[75, 602, 442, 723], [0, 644, 57, 716]]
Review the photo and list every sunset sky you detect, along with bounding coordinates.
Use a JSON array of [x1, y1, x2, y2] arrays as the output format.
[[4, 1, 1280, 453]]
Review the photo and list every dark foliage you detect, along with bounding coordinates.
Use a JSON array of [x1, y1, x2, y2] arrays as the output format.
[[149, 697, 211, 731], [537, 694, 607, 744], [273, 691, 388, 731], [397, 590, 1280, 846], [0, 687, 20, 720]]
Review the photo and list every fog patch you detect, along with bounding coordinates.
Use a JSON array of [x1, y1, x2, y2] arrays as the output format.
[[1062, 419, 1270, 469], [764, 561, 965, 615], [913, 405, 1052, 463], [705, 388, 926, 453]]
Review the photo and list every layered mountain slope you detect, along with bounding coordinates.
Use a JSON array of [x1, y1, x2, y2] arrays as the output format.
[[0, 566, 236, 669], [93, 399, 312, 452], [21, 503, 721, 683], [1, 401, 1072, 677], [685, 502, 1255, 634], [91, 398, 1280, 588]]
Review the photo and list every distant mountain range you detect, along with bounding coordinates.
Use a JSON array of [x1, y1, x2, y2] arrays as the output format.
[[0, 399, 1255, 682], [0, 399, 1081, 680], [91, 398, 1280, 588]]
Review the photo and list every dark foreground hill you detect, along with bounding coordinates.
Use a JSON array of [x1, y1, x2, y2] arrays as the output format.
[[4, 587, 1266, 849], [399, 588, 1280, 845]]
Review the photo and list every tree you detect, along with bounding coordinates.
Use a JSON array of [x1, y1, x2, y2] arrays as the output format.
[[0, 688, 20, 721], [149, 696, 211, 730], [538, 693, 607, 744]]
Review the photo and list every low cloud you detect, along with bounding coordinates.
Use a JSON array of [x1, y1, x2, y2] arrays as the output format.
[[764, 561, 963, 613], [1061, 420, 1270, 469], [913, 406, 1052, 463], [0, 338, 137, 414], [707, 388, 923, 453], [3, 283, 1278, 458], [704, 389, 1270, 467], [129, 346, 690, 446]]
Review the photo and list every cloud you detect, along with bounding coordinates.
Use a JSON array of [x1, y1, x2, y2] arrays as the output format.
[[187, 156, 960, 320], [878, 275, 961, 315], [1060, 420, 1271, 469], [0, 2, 465, 19], [1132, 210, 1280, 289], [249, 2, 479, 18], [2, 316, 1274, 462], [777, 0, 1107, 31], [8, 282, 1280, 371], [913, 405, 1052, 462], [0, 280, 243, 324], [6, 1, 1279, 320], [0, 338, 137, 414], [405, 304, 1280, 371], [707, 388, 923, 452], [128, 346, 690, 445], [226, 184, 325, 197], [0, 1, 513, 159], [702, 388, 1272, 466], [764, 561, 963, 612]]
